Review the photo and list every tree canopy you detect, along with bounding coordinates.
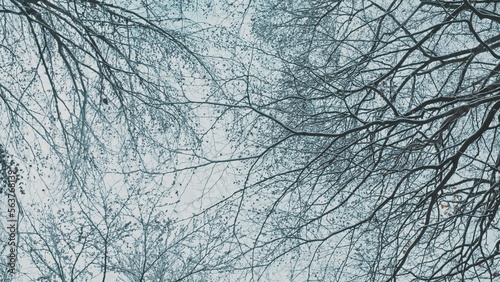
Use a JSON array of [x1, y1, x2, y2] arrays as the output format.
[[2, 0, 500, 281]]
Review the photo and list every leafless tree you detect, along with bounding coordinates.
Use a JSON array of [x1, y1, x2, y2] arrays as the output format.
[[0, 0, 218, 192], [196, 0, 500, 281], [0, 0, 230, 280]]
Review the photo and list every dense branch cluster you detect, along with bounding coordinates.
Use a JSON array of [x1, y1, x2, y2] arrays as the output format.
[[1, 0, 500, 281], [209, 1, 500, 280]]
